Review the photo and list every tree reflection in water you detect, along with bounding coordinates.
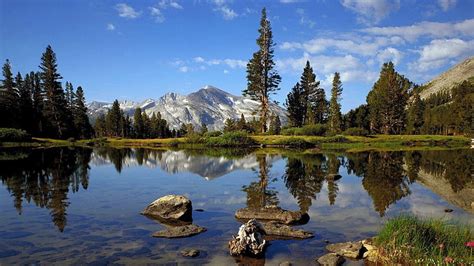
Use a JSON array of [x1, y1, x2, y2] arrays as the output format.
[[0, 148, 92, 232], [242, 154, 279, 209]]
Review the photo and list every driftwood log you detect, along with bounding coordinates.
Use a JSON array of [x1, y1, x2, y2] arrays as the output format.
[[229, 219, 267, 256]]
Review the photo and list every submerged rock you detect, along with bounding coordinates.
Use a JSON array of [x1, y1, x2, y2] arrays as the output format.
[[142, 195, 192, 222], [181, 249, 200, 257], [229, 219, 267, 256], [152, 224, 206, 238], [326, 241, 365, 259], [316, 253, 345, 266], [262, 221, 313, 239], [235, 206, 309, 225]]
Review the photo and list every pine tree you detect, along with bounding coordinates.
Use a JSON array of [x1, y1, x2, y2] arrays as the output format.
[[18, 72, 34, 132], [94, 114, 107, 137], [224, 118, 235, 132], [72, 86, 93, 138], [40, 45, 72, 138], [367, 62, 411, 134], [406, 92, 424, 134], [106, 100, 123, 137], [0, 59, 19, 128], [268, 113, 281, 135], [313, 87, 328, 124], [237, 114, 247, 131], [133, 107, 144, 138], [328, 72, 343, 134], [31, 72, 44, 135], [285, 82, 305, 127], [200, 122, 208, 135], [300, 61, 321, 125], [244, 8, 281, 133], [65, 82, 75, 110], [142, 111, 151, 138]]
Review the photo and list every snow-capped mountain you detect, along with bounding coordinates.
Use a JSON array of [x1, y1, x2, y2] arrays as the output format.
[[87, 85, 287, 130]]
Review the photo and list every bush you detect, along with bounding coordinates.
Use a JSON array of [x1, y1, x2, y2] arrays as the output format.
[[321, 135, 350, 143], [206, 131, 256, 147], [343, 127, 369, 136], [281, 124, 327, 136], [0, 128, 31, 142], [185, 133, 207, 144], [275, 137, 314, 148], [203, 131, 222, 138], [168, 139, 181, 147]]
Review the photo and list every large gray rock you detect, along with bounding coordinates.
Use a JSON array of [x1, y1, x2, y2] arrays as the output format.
[[235, 206, 309, 225], [262, 221, 313, 239], [326, 241, 364, 259], [143, 195, 192, 221], [317, 253, 345, 266], [152, 224, 206, 238]]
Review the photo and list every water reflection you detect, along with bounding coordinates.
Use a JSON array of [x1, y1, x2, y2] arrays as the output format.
[[0, 148, 92, 232], [0, 147, 473, 234]]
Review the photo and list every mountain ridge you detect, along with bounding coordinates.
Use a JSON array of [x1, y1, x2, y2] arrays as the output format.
[[87, 85, 287, 130]]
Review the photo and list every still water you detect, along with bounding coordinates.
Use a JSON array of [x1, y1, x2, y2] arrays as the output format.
[[0, 147, 473, 265]]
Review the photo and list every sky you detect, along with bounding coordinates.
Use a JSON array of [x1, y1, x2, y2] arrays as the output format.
[[1, 0, 473, 112]]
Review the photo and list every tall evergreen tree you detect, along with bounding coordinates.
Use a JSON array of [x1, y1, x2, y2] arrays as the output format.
[[285, 82, 305, 127], [18, 73, 34, 132], [300, 61, 321, 125], [72, 86, 93, 138], [200, 121, 208, 135], [224, 118, 235, 132], [313, 87, 328, 124], [268, 113, 281, 135], [406, 92, 424, 134], [133, 107, 144, 138], [40, 45, 72, 138], [106, 100, 123, 137], [65, 81, 75, 110], [142, 111, 151, 138], [244, 8, 281, 133], [367, 62, 411, 134], [1, 59, 19, 128], [328, 72, 343, 134], [94, 114, 107, 137], [31, 72, 44, 135], [237, 114, 247, 131]]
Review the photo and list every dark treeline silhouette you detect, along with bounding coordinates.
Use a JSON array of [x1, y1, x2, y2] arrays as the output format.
[[93, 103, 174, 139], [0, 46, 93, 139], [0, 148, 92, 231]]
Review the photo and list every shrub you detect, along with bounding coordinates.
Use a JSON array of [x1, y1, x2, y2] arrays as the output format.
[[206, 131, 256, 147], [281, 124, 327, 136], [0, 128, 31, 142], [281, 127, 298, 136], [185, 133, 207, 144], [168, 139, 181, 147], [375, 215, 472, 264], [343, 127, 369, 136], [203, 131, 222, 138], [322, 135, 350, 143], [275, 137, 314, 148]]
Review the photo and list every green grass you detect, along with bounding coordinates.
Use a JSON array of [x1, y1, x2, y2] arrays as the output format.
[[375, 215, 473, 264], [1, 134, 470, 151]]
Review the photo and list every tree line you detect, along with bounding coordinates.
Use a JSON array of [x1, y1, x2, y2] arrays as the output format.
[[0, 46, 93, 139]]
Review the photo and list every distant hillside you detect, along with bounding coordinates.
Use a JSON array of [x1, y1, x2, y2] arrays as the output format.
[[419, 57, 474, 99], [87, 85, 287, 131]]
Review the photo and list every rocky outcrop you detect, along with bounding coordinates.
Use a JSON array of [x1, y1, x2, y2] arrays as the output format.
[[152, 224, 206, 238], [326, 241, 365, 259], [262, 221, 313, 239], [316, 253, 345, 266], [235, 206, 309, 225], [142, 195, 192, 221], [229, 219, 267, 257]]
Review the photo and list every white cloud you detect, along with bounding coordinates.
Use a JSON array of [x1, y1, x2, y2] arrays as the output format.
[[340, 0, 400, 25], [106, 23, 115, 31], [150, 7, 165, 23], [280, 37, 388, 56], [115, 3, 141, 19], [377, 47, 403, 65], [415, 38, 474, 72], [223, 69, 229, 74], [179, 66, 189, 73], [362, 19, 474, 41], [193, 57, 246, 68], [280, 0, 301, 3], [212, 0, 238, 20], [158, 0, 183, 9], [193, 56, 205, 63], [296, 8, 316, 28], [438, 0, 456, 11]]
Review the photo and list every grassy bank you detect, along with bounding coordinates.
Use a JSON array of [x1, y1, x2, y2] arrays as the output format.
[[375, 215, 473, 264], [0, 134, 470, 151]]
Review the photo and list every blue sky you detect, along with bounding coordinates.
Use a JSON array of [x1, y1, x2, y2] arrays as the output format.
[[1, 0, 473, 112]]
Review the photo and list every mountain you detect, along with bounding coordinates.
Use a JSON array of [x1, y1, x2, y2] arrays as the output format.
[[419, 57, 474, 99], [87, 85, 287, 130]]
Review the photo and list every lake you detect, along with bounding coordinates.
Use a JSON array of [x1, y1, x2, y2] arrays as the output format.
[[0, 147, 473, 265]]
